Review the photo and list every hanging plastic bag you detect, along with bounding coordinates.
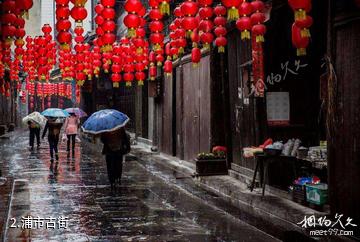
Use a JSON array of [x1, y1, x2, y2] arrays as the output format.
[[61, 133, 68, 143]]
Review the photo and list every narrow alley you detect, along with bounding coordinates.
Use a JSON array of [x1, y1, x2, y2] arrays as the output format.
[[0, 131, 278, 241]]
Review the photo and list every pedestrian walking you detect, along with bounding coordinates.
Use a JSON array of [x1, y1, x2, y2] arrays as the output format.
[[27, 120, 41, 150], [100, 127, 130, 189], [42, 118, 63, 162], [63, 113, 79, 154]]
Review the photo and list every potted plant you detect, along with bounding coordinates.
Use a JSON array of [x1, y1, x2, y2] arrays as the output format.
[[195, 146, 228, 176]]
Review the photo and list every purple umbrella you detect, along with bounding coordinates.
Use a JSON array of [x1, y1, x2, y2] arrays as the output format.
[[65, 108, 88, 118]]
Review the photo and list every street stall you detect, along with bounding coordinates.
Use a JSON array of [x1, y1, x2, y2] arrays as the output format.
[[221, 0, 331, 210], [244, 137, 328, 208]]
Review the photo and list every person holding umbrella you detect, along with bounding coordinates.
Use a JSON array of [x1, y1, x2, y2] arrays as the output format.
[[100, 128, 130, 189], [63, 112, 80, 154], [82, 109, 131, 189], [41, 108, 69, 162], [22, 111, 47, 151], [27, 120, 41, 150]]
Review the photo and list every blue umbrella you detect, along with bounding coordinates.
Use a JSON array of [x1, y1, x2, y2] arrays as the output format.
[[65, 108, 88, 118], [81, 109, 130, 135], [41, 108, 70, 118]]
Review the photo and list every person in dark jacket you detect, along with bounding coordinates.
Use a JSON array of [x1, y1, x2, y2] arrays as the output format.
[[42, 118, 63, 162], [27, 120, 41, 150], [100, 127, 130, 189]]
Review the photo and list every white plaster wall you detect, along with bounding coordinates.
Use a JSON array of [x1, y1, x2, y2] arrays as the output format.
[[25, 0, 93, 38], [25, 0, 41, 37]]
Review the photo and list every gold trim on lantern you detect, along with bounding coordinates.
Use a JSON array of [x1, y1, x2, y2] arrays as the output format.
[[153, 43, 161, 51], [227, 7, 239, 21], [256, 35, 265, 43], [186, 30, 193, 39], [297, 48, 306, 56], [61, 44, 70, 51], [202, 43, 210, 50], [113, 82, 119, 88], [301, 28, 311, 38], [295, 9, 306, 21], [136, 47, 143, 54], [76, 21, 83, 27], [77, 80, 85, 86], [218, 46, 225, 53], [241, 30, 251, 40], [127, 28, 136, 38], [160, 1, 170, 16]]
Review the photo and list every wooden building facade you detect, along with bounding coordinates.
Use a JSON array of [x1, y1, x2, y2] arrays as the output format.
[[153, 1, 359, 237]]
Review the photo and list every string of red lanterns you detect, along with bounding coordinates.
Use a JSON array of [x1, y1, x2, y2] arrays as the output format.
[[198, 0, 214, 50], [214, 4, 227, 53], [0, 0, 320, 101], [289, 0, 312, 56]]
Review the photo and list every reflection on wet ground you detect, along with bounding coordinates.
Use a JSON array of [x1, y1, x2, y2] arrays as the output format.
[[0, 130, 278, 241]]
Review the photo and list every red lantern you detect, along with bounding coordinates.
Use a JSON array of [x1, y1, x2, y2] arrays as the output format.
[[125, 0, 143, 13], [236, 17, 251, 39], [221, 0, 241, 21], [111, 73, 122, 87], [124, 14, 140, 38], [191, 47, 201, 66], [295, 14, 313, 37], [291, 23, 309, 56], [288, 0, 311, 20], [149, 64, 157, 80], [135, 71, 146, 86], [215, 37, 227, 52], [71, 6, 87, 26], [123, 72, 134, 87], [251, 24, 266, 42], [164, 59, 172, 76], [15, 0, 33, 17]]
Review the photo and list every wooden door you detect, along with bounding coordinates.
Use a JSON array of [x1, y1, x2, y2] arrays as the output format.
[[183, 61, 200, 161], [182, 56, 211, 161]]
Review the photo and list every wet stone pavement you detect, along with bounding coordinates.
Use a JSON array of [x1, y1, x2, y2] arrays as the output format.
[[0, 130, 278, 242]]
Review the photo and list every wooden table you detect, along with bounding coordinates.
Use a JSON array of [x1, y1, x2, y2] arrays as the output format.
[[249, 154, 311, 196]]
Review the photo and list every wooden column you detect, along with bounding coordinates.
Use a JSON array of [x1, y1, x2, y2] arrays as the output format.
[[327, 2, 360, 236]]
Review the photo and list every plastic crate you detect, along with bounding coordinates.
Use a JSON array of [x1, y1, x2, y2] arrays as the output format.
[[292, 184, 307, 204], [305, 183, 328, 205]]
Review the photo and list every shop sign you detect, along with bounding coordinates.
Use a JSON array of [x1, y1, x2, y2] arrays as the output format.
[[266, 92, 290, 126]]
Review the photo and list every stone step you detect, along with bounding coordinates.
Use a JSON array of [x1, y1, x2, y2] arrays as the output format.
[[229, 169, 260, 188]]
